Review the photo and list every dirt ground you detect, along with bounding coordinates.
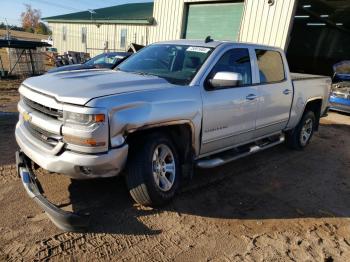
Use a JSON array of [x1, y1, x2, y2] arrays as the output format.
[[0, 80, 350, 261], [0, 78, 22, 113]]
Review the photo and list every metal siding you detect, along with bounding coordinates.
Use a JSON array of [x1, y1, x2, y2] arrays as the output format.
[[263, 0, 277, 45], [257, 0, 269, 43], [149, 0, 185, 43], [49, 0, 297, 55], [239, 0, 297, 50], [280, 0, 296, 49], [49, 22, 148, 56]]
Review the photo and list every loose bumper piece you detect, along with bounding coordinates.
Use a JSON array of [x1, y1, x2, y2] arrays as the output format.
[[16, 151, 90, 232]]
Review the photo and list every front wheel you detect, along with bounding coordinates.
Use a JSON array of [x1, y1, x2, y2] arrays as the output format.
[[286, 111, 316, 150], [126, 133, 180, 206]]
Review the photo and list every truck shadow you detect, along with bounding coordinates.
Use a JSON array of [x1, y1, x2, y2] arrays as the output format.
[[66, 176, 161, 235], [66, 122, 350, 235]]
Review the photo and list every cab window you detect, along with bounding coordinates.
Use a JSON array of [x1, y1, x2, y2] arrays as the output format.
[[255, 50, 285, 83], [210, 48, 252, 87]]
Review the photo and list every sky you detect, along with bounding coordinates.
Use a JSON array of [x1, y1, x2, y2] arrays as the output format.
[[0, 0, 153, 26]]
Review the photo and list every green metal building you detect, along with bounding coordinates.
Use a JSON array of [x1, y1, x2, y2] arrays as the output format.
[[43, 0, 296, 56], [44, 0, 350, 76]]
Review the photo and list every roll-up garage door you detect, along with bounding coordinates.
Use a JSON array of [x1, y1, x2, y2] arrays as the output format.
[[184, 2, 244, 41]]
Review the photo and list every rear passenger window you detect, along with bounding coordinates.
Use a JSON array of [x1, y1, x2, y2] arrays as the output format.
[[210, 48, 252, 86], [255, 50, 285, 84]]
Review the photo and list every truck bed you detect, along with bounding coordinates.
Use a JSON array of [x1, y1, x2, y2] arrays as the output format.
[[287, 73, 331, 130]]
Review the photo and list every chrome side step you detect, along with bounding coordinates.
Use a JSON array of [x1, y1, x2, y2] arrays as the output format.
[[196, 135, 285, 169]]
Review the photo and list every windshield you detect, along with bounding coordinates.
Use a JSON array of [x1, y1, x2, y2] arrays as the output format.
[[85, 53, 123, 66], [117, 44, 213, 85]]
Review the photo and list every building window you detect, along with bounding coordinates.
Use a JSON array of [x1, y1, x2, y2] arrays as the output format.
[[120, 29, 127, 49], [62, 26, 67, 41], [255, 50, 285, 84], [82, 27, 87, 44]]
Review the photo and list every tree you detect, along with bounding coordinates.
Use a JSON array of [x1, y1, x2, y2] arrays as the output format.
[[0, 22, 24, 32], [35, 22, 51, 35], [21, 4, 41, 33]]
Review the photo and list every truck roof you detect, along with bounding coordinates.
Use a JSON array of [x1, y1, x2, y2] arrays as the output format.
[[155, 39, 283, 51]]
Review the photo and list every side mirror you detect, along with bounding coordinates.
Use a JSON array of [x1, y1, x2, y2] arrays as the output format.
[[209, 71, 243, 88]]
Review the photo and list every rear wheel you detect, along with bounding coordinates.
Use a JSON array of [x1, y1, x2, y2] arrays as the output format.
[[286, 111, 316, 150], [126, 133, 180, 206]]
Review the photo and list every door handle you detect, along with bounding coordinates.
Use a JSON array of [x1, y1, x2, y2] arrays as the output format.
[[246, 94, 257, 100], [283, 89, 292, 95]]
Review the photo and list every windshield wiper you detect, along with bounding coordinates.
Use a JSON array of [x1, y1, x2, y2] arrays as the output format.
[[130, 71, 158, 77]]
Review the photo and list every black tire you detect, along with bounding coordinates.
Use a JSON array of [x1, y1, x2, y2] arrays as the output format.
[[286, 111, 316, 150], [126, 133, 180, 206]]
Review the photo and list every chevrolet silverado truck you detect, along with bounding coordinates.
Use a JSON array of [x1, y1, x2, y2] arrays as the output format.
[[15, 40, 331, 231]]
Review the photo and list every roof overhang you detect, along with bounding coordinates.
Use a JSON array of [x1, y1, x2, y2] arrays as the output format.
[[0, 39, 51, 49], [44, 19, 153, 25]]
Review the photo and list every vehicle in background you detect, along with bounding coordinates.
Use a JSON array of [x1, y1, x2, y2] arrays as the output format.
[[329, 61, 350, 113], [45, 47, 58, 53], [16, 40, 331, 231], [41, 37, 53, 47], [47, 52, 132, 73]]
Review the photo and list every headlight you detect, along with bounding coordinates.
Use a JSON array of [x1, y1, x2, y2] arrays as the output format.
[[63, 111, 105, 125], [62, 111, 108, 149]]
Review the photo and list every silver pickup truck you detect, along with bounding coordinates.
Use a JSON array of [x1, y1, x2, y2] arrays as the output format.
[[16, 40, 331, 231]]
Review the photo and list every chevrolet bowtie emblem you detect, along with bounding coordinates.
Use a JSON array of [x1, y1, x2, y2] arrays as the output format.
[[23, 112, 32, 122]]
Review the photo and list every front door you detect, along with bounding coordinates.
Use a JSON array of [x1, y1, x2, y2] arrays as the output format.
[[200, 48, 258, 155]]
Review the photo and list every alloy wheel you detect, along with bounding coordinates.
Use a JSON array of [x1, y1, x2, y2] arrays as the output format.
[[152, 144, 176, 192]]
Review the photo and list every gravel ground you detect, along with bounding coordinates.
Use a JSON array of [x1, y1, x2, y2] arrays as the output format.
[[0, 79, 350, 261]]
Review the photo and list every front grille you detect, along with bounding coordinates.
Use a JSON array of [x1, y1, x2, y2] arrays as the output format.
[[26, 122, 62, 146], [23, 96, 63, 119]]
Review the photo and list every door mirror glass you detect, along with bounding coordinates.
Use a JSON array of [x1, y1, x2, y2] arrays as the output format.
[[209, 71, 243, 88]]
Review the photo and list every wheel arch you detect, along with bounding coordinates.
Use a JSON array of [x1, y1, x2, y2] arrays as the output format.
[[303, 97, 323, 130], [126, 121, 196, 177]]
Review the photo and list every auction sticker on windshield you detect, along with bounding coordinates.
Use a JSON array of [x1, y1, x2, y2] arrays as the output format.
[[186, 47, 211, 53]]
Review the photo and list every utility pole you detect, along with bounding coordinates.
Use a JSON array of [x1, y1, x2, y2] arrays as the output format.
[[87, 9, 96, 55], [88, 9, 96, 23], [5, 19, 11, 40], [5, 19, 12, 72]]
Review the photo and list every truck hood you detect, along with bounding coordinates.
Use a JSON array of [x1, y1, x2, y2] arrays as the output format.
[[22, 69, 173, 105], [47, 64, 91, 73]]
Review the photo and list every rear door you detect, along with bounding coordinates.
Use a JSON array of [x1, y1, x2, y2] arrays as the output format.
[[253, 49, 294, 137], [200, 47, 258, 155]]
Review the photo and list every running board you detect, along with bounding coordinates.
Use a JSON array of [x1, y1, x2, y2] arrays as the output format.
[[196, 135, 285, 169]]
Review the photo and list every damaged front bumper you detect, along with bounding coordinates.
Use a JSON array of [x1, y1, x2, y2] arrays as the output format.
[[16, 151, 90, 232]]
